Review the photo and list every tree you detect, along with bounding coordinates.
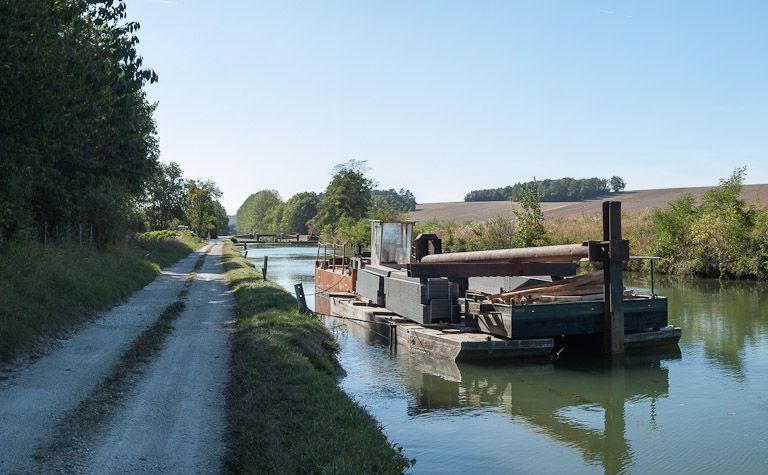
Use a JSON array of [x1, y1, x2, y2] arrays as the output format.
[[281, 192, 319, 234], [610, 176, 627, 193], [143, 162, 187, 230], [212, 201, 230, 237], [0, 0, 159, 245], [465, 177, 616, 202], [263, 202, 286, 234], [310, 160, 373, 232], [372, 188, 417, 212], [513, 181, 548, 247], [235, 190, 282, 234], [651, 167, 761, 277], [185, 179, 223, 238]]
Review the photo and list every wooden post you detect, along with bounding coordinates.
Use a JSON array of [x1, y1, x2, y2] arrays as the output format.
[[79, 224, 83, 246], [603, 201, 625, 355], [294, 283, 309, 313], [262, 255, 268, 280]]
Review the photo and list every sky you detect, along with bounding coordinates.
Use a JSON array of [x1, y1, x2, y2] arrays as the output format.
[[129, 0, 768, 213]]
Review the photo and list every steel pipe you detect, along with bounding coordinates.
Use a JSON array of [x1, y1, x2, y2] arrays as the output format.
[[419, 243, 589, 263]]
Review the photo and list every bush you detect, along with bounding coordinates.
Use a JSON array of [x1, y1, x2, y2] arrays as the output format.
[[652, 168, 768, 278], [417, 168, 768, 279]]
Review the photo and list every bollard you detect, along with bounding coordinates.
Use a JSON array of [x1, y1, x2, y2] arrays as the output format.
[[294, 283, 309, 313]]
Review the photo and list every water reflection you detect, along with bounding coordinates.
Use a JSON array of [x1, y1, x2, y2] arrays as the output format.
[[628, 274, 768, 380], [400, 350, 680, 475], [250, 247, 768, 474]]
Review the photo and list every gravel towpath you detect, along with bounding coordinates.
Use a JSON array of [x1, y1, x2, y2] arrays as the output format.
[[75, 241, 232, 473], [0, 241, 233, 474]]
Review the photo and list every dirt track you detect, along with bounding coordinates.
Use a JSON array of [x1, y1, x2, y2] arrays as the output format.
[[408, 183, 768, 223], [0, 241, 232, 473]]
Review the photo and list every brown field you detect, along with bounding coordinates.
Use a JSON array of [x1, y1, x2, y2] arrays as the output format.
[[409, 184, 768, 223]]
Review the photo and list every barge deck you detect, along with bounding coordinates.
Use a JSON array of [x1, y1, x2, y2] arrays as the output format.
[[324, 294, 681, 361]]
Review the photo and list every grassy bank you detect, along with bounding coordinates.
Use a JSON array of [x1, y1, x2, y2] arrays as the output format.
[[221, 243, 411, 474], [0, 231, 204, 362]]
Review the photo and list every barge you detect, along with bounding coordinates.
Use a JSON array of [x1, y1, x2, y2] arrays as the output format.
[[314, 201, 681, 361]]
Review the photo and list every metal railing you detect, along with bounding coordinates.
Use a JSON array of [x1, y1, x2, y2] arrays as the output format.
[[629, 255, 661, 297]]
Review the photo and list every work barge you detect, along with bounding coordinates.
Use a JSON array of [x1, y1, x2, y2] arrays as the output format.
[[314, 201, 681, 361]]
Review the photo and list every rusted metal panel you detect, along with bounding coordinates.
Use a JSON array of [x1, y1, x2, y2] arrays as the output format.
[[315, 267, 356, 294], [314, 293, 331, 315]]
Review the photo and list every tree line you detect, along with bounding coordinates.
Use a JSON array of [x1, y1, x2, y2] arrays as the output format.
[[464, 176, 626, 202], [1, 1, 227, 246], [235, 161, 416, 244]]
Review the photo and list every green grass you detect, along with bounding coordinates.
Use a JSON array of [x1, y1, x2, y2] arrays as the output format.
[[0, 231, 204, 362], [221, 243, 412, 474]]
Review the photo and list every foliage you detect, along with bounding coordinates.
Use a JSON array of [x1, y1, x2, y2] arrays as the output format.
[[464, 176, 622, 202], [652, 167, 768, 278], [235, 190, 283, 234], [0, 0, 159, 246], [512, 181, 548, 247], [142, 162, 187, 230], [185, 179, 226, 238], [220, 244, 412, 473], [610, 176, 627, 193], [372, 188, 417, 212], [310, 160, 373, 233], [234, 163, 414, 245], [424, 168, 768, 279], [280, 192, 319, 234]]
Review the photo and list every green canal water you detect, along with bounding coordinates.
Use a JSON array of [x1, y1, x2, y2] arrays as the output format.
[[247, 246, 768, 474]]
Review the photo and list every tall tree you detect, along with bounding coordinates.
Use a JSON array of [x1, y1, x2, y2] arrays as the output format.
[[372, 188, 417, 212], [143, 162, 187, 230], [0, 0, 159, 245], [185, 179, 223, 239], [513, 181, 547, 247], [235, 190, 283, 234], [310, 160, 373, 232], [610, 176, 627, 193], [281, 192, 319, 234]]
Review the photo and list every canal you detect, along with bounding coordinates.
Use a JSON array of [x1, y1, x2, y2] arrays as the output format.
[[246, 246, 768, 474]]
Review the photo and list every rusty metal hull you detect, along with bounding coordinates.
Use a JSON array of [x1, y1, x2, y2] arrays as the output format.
[[315, 267, 356, 294]]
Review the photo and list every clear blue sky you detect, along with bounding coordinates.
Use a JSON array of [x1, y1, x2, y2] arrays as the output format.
[[129, 0, 768, 213]]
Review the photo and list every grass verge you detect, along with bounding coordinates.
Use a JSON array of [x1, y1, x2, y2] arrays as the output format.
[[221, 243, 412, 474], [0, 231, 204, 362]]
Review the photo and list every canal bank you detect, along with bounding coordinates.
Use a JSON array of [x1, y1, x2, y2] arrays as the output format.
[[248, 244, 768, 474]]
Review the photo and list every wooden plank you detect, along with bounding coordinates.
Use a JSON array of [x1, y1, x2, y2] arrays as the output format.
[[487, 272, 604, 303]]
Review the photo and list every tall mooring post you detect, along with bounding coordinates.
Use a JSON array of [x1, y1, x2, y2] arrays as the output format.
[[602, 201, 627, 356]]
